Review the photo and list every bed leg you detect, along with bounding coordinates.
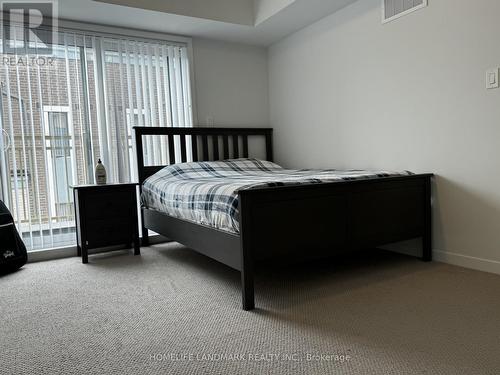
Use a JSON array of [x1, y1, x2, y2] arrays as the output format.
[[239, 194, 255, 310], [240, 231, 254, 310], [141, 210, 149, 247], [142, 226, 149, 247], [422, 177, 432, 262], [241, 266, 255, 311]]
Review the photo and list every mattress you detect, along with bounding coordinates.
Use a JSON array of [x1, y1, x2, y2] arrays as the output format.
[[141, 158, 412, 234]]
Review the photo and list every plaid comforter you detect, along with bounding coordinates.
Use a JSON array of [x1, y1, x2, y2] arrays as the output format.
[[142, 159, 412, 234]]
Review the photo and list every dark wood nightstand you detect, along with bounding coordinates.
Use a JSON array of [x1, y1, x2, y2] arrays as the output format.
[[73, 183, 140, 263]]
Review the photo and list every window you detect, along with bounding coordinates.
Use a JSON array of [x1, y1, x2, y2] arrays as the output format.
[[0, 26, 194, 251]]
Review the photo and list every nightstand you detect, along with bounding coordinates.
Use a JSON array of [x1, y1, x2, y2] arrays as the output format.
[[73, 183, 140, 263]]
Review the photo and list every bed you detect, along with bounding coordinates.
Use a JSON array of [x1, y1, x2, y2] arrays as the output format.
[[135, 127, 433, 310]]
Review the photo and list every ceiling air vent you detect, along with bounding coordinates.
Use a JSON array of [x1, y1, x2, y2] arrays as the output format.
[[382, 0, 427, 23]]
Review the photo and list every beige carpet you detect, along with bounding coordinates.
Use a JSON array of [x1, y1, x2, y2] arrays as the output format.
[[1, 243, 500, 375]]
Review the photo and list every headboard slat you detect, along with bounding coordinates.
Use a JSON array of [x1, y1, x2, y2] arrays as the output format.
[[223, 135, 230, 159], [213, 136, 220, 160], [191, 135, 198, 162], [233, 135, 239, 159], [202, 135, 209, 160], [168, 135, 175, 164], [242, 135, 249, 158], [180, 134, 187, 163]]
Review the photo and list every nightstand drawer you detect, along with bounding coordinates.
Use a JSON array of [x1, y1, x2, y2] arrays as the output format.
[[85, 218, 134, 247], [84, 191, 134, 219]]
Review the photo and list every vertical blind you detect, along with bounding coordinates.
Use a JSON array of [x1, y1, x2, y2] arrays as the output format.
[[0, 27, 193, 251]]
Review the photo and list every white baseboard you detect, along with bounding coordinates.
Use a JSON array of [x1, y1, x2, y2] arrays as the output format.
[[28, 246, 77, 262], [383, 239, 500, 276], [433, 250, 500, 276]]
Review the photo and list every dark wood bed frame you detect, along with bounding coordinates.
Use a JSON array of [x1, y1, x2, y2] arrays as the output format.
[[134, 126, 433, 310]]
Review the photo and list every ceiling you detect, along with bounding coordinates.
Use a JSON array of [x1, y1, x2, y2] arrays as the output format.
[[93, 0, 257, 26], [57, 0, 358, 46]]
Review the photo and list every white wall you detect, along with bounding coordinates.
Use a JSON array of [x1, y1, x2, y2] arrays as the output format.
[[193, 38, 269, 127], [269, 0, 500, 272]]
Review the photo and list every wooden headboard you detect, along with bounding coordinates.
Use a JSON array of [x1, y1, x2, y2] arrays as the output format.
[[134, 126, 273, 185]]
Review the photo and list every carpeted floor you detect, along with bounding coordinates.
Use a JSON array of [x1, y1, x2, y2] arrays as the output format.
[[1, 243, 500, 375]]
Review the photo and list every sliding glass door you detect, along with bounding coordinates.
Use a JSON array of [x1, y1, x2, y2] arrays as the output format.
[[0, 29, 193, 251]]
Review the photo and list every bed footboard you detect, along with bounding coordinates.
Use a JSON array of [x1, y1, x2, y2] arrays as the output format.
[[238, 174, 432, 310]]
